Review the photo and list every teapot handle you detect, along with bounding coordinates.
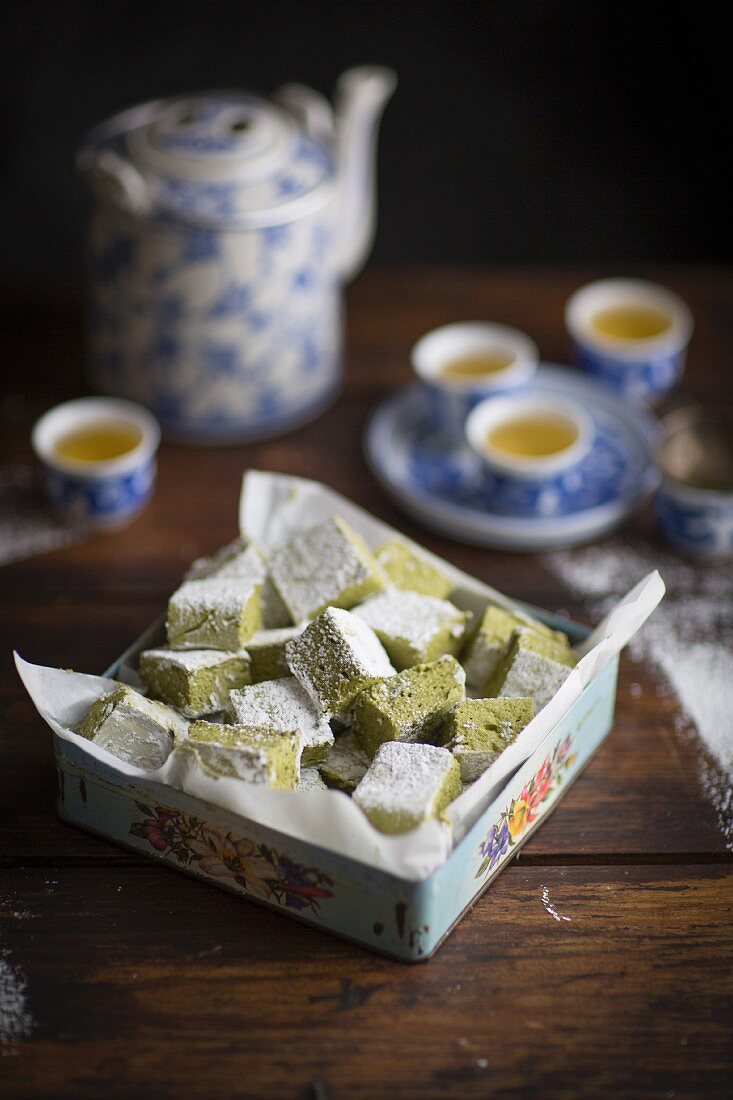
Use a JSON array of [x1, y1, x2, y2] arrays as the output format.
[[275, 83, 334, 144], [87, 150, 153, 214]]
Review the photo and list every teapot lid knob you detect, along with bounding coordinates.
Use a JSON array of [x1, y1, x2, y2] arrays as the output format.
[[80, 91, 336, 229]]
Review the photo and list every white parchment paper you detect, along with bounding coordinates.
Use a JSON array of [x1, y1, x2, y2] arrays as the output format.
[[16, 470, 665, 881]]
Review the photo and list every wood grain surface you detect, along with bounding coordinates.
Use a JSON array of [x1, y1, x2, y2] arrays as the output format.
[[1, 268, 731, 1098]]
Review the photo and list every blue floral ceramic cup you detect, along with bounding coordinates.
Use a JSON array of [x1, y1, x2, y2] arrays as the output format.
[[32, 397, 160, 529], [565, 278, 693, 405], [411, 322, 538, 435], [655, 406, 733, 560], [465, 393, 595, 517]]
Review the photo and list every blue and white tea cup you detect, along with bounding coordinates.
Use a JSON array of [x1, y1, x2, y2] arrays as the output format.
[[655, 406, 733, 560], [565, 278, 693, 405], [465, 393, 595, 517], [411, 322, 538, 435], [31, 397, 160, 529]]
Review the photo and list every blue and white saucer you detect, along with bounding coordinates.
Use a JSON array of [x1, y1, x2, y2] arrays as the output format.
[[364, 364, 660, 550]]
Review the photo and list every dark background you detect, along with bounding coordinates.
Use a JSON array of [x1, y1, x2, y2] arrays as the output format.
[[1, 0, 728, 286]]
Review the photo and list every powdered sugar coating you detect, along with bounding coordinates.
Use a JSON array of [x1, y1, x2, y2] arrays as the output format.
[[269, 516, 385, 623], [78, 685, 188, 769], [186, 539, 291, 628], [286, 607, 395, 719], [353, 741, 461, 832], [462, 606, 567, 688], [319, 731, 371, 791], [141, 647, 242, 672], [139, 647, 250, 718], [353, 589, 471, 667], [167, 577, 261, 650], [246, 625, 303, 681], [186, 538, 258, 581], [493, 633, 576, 709], [186, 721, 300, 787], [228, 676, 333, 765], [297, 767, 328, 791], [353, 656, 466, 757]]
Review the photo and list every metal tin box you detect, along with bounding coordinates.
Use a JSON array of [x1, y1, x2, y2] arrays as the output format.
[[53, 615, 617, 962]]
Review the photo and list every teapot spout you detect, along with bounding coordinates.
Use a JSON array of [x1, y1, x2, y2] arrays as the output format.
[[335, 66, 397, 282]]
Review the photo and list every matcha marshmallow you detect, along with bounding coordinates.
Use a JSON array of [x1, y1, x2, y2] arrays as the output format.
[[78, 684, 188, 770], [286, 607, 395, 720], [462, 604, 570, 688], [228, 676, 334, 767], [269, 515, 386, 622], [186, 538, 291, 629], [319, 731, 371, 792], [353, 741, 461, 834], [443, 697, 535, 782], [353, 589, 471, 669], [297, 767, 329, 791], [167, 577, 262, 651], [139, 647, 251, 718], [374, 538, 454, 598], [185, 721, 300, 787], [245, 626, 303, 684], [483, 629, 577, 709], [353, 655, 466, 758]]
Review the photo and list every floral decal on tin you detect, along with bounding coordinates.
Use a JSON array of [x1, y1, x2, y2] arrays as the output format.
[[475, 736, 576, 879], [130, 802, 334, 913]]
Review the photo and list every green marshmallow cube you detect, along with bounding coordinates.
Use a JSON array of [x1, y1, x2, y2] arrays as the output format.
[[186, 538, 291, 629], [167, 577, 262, 651], [185, 721, 300, 787], [297, 767, 329, 791], [228, 676, 334, 767], [353, 655, 466, 758], [138, 647, 251, 718], [186, 538, 258, 581], [462, 605, 569, 688], [269, 515, 386, 623], [353, 741, 462, 834], [245, 626, 303, 683], [353, 589, 471, 669], [443, 697, 536, 782], [78, 684, 188, 770], [286, 606, 395, 721], [319, 731, 371, 791], [374, 538, 454, 599], [483, 629, 578, 709]]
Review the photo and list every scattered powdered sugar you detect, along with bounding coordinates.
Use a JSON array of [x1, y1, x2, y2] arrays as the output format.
[[0, 951, 35, 1052], [0, 460, 84, 566], [541, 885, 571, 923], [354, 590, 469, 649], [1, 891, 36, 1052], [545, 537, 733, 846]]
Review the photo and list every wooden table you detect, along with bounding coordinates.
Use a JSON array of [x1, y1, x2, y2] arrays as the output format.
[[1, 268, 731, 1098]]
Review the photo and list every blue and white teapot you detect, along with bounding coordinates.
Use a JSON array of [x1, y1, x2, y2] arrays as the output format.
[[79, 67, 396, 443]]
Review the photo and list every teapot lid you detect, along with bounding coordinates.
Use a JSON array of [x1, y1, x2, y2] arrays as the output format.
[[81, 91, 335, 228]]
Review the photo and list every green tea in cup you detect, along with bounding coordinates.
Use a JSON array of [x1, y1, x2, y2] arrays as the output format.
[[590, 304, 672, 341]]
